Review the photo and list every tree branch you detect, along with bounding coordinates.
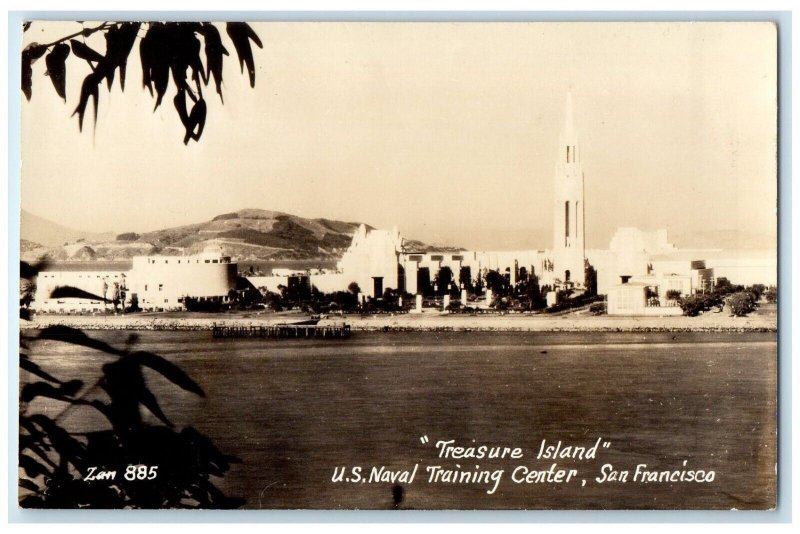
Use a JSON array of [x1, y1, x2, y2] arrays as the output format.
[[37, 22, 116, 49]]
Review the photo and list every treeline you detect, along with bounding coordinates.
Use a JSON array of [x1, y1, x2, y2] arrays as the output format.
[[215, 263, 598, 315], [678, 279, 775, 317]]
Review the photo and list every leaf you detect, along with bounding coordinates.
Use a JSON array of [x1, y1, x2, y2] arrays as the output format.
[[69, 38, 104, 64], [200, 23, 228, 102], [19, 478, 42, 493], [28, 414, 88, 467], [60, 379, 84, 397], [19, 434, 58, 469], [20, 453, 51, 478], [49, 285, 107, 302], [37, 325, 125, 357], [140, 24, 171, 109], [131, 350, 205, 397], [183, 98, 207, 144], [45, 43, 70, 101], [21, 44, 46, 101], [20, 355, 61, 383], [139, 386, 173, 427], [173, 89, 190, 129], [103, 22, 140, 91], [139, 27, 154, 95], [21, 382, 69, 403], [226, 22, 262, 88], [20, 259, 50, 280], [72, 72, 100, 132]]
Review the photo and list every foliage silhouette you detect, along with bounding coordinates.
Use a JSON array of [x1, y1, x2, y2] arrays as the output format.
[[22, 21, 261, 144], [19, 261, 244, 508]]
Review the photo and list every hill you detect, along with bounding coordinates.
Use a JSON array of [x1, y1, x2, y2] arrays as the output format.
[[21, 210, 114, 247], [21, 209, 372, 263]]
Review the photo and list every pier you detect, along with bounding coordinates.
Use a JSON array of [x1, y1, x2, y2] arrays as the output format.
[[211, 323, 351, 339]]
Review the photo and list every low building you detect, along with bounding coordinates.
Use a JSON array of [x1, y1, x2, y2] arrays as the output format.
[[32, 250, 237, 313], [606, 276, 682, 316], [33, 270, 127, 313], [127, 251, 237, 311]]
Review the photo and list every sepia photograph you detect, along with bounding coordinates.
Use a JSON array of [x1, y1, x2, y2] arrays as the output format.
[[16, 19, 778, 511]]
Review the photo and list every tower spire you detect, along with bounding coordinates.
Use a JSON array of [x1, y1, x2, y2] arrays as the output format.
[[564, 90, 575, 140], [551, 89, 586, 287]]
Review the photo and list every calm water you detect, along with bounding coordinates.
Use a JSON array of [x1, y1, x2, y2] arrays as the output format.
[[23, 330, 777, 510]]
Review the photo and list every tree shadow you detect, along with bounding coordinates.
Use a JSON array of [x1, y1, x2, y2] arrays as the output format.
[[19, 261, 244, 509]]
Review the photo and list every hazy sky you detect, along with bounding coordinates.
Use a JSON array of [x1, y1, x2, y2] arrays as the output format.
[[21, 21, 777, 250]]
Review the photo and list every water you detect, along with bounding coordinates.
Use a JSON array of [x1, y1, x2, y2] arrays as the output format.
[[22, 330, 777, 510]]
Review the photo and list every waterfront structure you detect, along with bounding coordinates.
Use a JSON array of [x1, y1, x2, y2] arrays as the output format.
[[33, 270, 127, 313], [127, 249, 237, 310], [31, 249, 237, 313]]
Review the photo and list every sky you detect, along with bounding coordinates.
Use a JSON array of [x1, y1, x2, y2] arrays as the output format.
[[20, 21, 777, 250]]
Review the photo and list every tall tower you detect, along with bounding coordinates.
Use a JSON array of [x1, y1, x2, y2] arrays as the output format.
[[552, 92, 586, 286]]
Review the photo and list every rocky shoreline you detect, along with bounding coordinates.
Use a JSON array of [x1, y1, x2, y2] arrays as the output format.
[[20, 312, 778, 333]]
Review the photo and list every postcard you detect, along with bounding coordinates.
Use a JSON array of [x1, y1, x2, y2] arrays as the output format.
[[17, 20, 778, 510]]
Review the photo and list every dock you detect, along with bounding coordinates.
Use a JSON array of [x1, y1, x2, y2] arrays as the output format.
[[211, 323, 351, 339]]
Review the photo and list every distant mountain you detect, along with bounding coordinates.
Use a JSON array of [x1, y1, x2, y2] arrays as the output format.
[[20, 208, 373, 263], [21, 210, 114, 248]]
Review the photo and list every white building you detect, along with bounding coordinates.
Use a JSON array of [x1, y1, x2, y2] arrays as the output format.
[[127, 250, 237, 310], [32, 249, 237, 312]]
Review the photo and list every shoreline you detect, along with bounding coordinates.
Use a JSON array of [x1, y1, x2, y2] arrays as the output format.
[[20, 311, 777, 333]]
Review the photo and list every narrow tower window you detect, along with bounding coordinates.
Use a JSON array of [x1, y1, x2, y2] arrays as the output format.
[[564, 201, 570, 246], [566, 146, 570, 163]]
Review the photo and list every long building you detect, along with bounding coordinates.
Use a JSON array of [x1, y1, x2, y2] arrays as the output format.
[[31, 249, 237, 313]]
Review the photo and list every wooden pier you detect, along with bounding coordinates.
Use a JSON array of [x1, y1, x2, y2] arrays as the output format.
[[211, 323, 351, 339]]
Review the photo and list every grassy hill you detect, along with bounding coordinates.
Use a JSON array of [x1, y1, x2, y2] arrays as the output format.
[[21, 209, 371, 263]]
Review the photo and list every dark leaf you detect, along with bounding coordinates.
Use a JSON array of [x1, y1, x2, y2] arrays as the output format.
[[49, 285, 107, 302], [19, 478, 42, 493], [173, 89, 190, 129], [60, 379, 84, 397], [105, 68, 116, 90], [71, 72, 100, 131], [19, 495, 46, 508], [132, 350, 205, 397], [23, 43, 47, 60], [102, 22, 141, 91], [200, 23, 228, 101], [28, 414, 88, 466], [21, 60, 33, 101], [19, 434, 58, 469], [20, 355, 61, 383], [70, 38, 104, 64], [139, 26, 154, 95], [20, 259, 49, 280], [21, 44, 46, 101], [20, 453, 51, 478], [21, 382, 70, 403], [23, 22, 31, 32], [226, 22, 262, 88], [139, 386, 173, 427], [45, 43, 70, 101], [37, 325, 125, 357], [183, 98, 207, 144], [140, 23, 173, 108]]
